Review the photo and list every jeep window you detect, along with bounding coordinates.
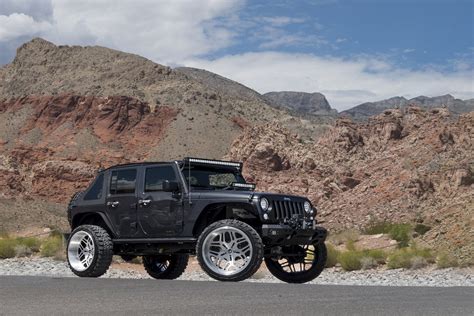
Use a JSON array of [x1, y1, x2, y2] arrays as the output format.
[[184, 165, 246, 189], [84, 173, 104, 200], [110, 169, 137, 195], [145, 166, 177, 192]]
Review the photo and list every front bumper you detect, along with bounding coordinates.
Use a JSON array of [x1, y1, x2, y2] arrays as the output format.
[[262, 224, 327, 245]]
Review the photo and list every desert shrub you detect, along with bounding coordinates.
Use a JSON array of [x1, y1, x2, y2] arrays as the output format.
[[130, 257, 142, 265], [325, 243, 339, 268], [364, 221, 412, 247], [389, 224, 412, 248], [16, 237, 41, 252], [414, 224, 431, 236], [14, 244, 32, 257], [360, 257, 378, 270], [362, 249, 386, 264], [364, 220, 394, 235], [345, 239, 357, 251], [328, 229, 360, 246], [0, 238, 17, 258], [410, 257, 428, 269], [40, 235, 64, 259], [338, 251, 363, 271], [387, 246, 434, 269], [436, 252, 459, 269]]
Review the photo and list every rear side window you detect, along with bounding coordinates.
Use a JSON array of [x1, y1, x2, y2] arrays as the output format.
[[145, 166, 177, 192], [84, 174, 104, 200], [110, 169, 137, 195]]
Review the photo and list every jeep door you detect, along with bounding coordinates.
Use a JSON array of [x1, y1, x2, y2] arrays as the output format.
[[137, 164, 184, 237], [106, 168, 139, 237]]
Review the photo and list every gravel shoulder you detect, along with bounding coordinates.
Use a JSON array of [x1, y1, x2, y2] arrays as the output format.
[[0, 257, 472, 287]]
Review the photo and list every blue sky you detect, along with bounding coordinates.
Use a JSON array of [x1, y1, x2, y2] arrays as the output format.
[[0, 0, 472, 110], [231, 0, 473, 72]]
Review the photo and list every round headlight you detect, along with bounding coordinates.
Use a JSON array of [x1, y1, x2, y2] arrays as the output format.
[[260, 197, 269, 211], [304, 201, 312, 214]]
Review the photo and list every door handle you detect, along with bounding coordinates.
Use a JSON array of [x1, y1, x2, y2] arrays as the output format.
[[138, 199, 152, 207], [107, 201, 120, 208]]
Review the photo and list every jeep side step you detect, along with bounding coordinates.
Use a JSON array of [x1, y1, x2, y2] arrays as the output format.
[[113, 237, 197, 244]]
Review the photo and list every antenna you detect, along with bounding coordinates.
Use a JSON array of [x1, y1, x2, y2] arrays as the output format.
[[188, 158, 192, 205]]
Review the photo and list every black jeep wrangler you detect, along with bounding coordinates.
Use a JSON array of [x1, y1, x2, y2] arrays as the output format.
[[66, 157, 327, 283]]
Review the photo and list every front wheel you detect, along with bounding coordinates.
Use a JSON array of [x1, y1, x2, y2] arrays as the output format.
[[197, 219, 263, 282], [143, 254, 189, 279], [265, 242, 327, 283], [67, 225, 113, 277]]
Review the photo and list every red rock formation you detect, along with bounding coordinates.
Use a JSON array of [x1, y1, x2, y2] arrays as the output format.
[[0, 94, 177, 202]]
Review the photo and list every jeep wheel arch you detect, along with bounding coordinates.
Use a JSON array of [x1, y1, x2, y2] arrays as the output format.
[[192, 203, 261, 237], [72, 212, 116, 238]]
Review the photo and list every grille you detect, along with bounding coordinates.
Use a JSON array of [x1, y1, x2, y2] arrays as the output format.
[[271, 200, 304, 220]]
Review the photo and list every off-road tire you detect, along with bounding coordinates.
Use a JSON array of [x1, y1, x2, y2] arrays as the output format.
[[265, 242, 327, 284], [196, 219, 263, 282], [67, 225, 113, 277], [143, 254, 189, 279]]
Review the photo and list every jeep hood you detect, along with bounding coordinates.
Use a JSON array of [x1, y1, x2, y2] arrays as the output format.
[[191, 190, 309, 202]]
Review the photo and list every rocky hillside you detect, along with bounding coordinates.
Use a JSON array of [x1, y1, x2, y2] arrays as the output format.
[[342, 94, 474, 120], [1, 38, 325, 161], [227, 107, 474, 264], [264, 91, 337, 116]]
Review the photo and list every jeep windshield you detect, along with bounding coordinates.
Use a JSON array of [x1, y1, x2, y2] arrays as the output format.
[[182, 165, 247, 190]]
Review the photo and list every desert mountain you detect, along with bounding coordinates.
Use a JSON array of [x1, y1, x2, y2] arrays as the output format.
[[264, 91, 337, 117], [0, 38, 294, 161], [342, 94, 474, 120]]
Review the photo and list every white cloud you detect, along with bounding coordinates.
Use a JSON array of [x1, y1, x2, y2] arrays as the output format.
[[260, 16, 305, 26], [184, 51, 474, 110], [0, 0, 243, 64], [0, 13, 51, 41], [46, 0, 243, 64]]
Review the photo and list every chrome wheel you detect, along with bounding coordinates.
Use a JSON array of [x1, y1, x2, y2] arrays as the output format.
[[265, 243, 327, 283], [202, 226, 253, 276], [275, 245, 317, 273], [68, 231, 95, 272]]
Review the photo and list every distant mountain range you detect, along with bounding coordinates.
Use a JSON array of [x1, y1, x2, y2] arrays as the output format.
[[260, 92, 473, 120], [341, 94, 474, 120]]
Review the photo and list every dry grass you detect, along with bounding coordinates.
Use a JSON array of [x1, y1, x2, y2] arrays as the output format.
[[364, 221, 412, 248], [0, 236, 43, 259], [338, 251, 364, 271], [328, 229, 360, 246], [325, 243, 339, 268], [387, 245, 434, 269], [436, 252, 459, 269], [0, 238, 16, 259], [40, 235, 65, 260]]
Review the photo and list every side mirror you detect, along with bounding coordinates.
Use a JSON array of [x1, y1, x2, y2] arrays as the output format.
[[163, 180, 179, 192]]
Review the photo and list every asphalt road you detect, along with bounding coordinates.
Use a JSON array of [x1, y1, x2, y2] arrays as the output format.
[[0, 276, 473, 316]]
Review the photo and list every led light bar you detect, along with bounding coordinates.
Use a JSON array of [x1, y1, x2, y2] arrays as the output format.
[[186, 157, 242, 169], [232, 182, 256, 189]]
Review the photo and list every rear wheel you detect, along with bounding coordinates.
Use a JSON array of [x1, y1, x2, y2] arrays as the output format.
[[143, 254, 189, 279], [265, 242, 327, 283], [197, 219, 263, 282], [67, 225, 113, 277]]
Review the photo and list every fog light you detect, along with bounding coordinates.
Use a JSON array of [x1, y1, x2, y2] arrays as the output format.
[[304, 201, 312, 213], [263, 213, 269, 220]]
